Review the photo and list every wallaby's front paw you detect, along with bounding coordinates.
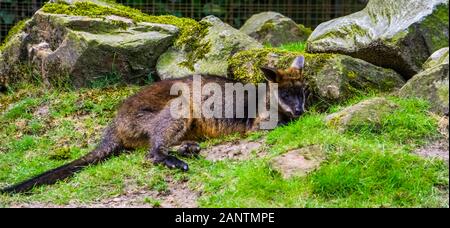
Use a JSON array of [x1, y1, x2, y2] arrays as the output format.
[[162, 155, 189, 171], [177, 141, 201, 157]]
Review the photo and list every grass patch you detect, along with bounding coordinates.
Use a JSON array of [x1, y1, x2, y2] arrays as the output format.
[[87, 71, 124, 89], [197, 96, 447, 207], [309, 150, 447, 207], [278, 42, 307, 52], [265, 41, 307, 52]]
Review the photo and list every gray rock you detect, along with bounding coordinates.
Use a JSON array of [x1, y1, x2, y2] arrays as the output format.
[[0, 1, 178, 87], [156, 15, 262, 80], [307, 0, 449, 79], [240, 11, 310, 46], [269, 145, 325, 179], [325, 97, 398, 132], [398, 48, 449, 115]]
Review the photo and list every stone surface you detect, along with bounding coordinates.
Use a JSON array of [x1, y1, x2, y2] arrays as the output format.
[[269, 145, 325, 179], [423, 47, 449, 70], [398, 48, 449, 115], [156, 15, 262, 80], [307, 0, 449, 79], [0, 0, 178, 87], [325, 97, 398, 132], [240, 11, 310, 46]]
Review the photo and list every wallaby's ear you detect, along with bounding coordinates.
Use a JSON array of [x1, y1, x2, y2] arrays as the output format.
[[291, 56, 305, 69], [260, 67, 280, 82]]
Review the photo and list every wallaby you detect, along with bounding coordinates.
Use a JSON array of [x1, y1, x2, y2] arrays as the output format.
[[1, 56, 309, 194]]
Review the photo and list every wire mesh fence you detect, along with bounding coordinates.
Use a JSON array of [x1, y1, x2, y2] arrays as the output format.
[[0, 0, 367, 42]]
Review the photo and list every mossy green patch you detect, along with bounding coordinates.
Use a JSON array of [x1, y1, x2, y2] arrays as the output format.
[[310, 23, 368, 43], [420, 3, 449, 52], [347, 71, 357, 79], [259, 21, 275, 36], [48, 146, 73, 160], [436, 81, 449, 106], [298, 24, 312, 40], [0, 19, 29, 52]]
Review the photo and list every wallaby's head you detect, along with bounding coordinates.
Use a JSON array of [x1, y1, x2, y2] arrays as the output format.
[[260, 56, 309, 118]]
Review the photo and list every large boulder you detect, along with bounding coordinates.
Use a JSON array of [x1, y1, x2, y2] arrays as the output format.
[[307, 0, 449, 79], [0, 0, 205, 87], [156, 15, 262, 80], [239, 11, 311, 47], [228, 49, 405, 105], [398, 48, 449, 115], [325, 97, 398, 132]]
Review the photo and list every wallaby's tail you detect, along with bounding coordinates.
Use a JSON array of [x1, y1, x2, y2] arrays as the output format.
[[1, 125, 122, 194]]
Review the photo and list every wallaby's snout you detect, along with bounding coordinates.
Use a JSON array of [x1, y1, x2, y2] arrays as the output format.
[[294, 106, 304, 117]]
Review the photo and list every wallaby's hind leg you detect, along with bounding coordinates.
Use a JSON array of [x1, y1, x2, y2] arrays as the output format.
[[177, 141, 201, 157], [144, 109, 191, 171]]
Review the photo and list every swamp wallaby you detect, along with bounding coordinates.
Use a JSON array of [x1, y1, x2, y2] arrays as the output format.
[[1, 56, 309, 194]]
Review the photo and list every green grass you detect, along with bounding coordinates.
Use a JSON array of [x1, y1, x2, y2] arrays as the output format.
[[197, 97, 448, 207], [0, 85, 448, 208], [309, 150, 446, 207], [197, 98, 447, 207], [265, 41, 307, 52], [278, 42, 307, 52]]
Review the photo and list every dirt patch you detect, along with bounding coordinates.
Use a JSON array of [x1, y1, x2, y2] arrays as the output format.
[[34, 104, 50, 119], [437, 115, 449, 139], [86, 180, 199, 208], [161, 181, 198, 208], [269, 145, 326, 179], [200, 139, 266, 161], [10, 180, 199, 208], [414, 139, 449, 164], [414, 115, 449, 164]]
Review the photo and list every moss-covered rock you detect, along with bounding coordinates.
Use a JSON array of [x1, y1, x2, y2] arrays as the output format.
[[0, 19, 29, 52], [325, 97, 398, 132], [0, 20, 32, 86], [423, 47, 449, 70], [239, 11, 310, 46], [228, 48, 405, 105], [307, 0, 449, 79], [398, 48, 449, 115], [0, 0, 209, 87], [156, 15, 262, 80]]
